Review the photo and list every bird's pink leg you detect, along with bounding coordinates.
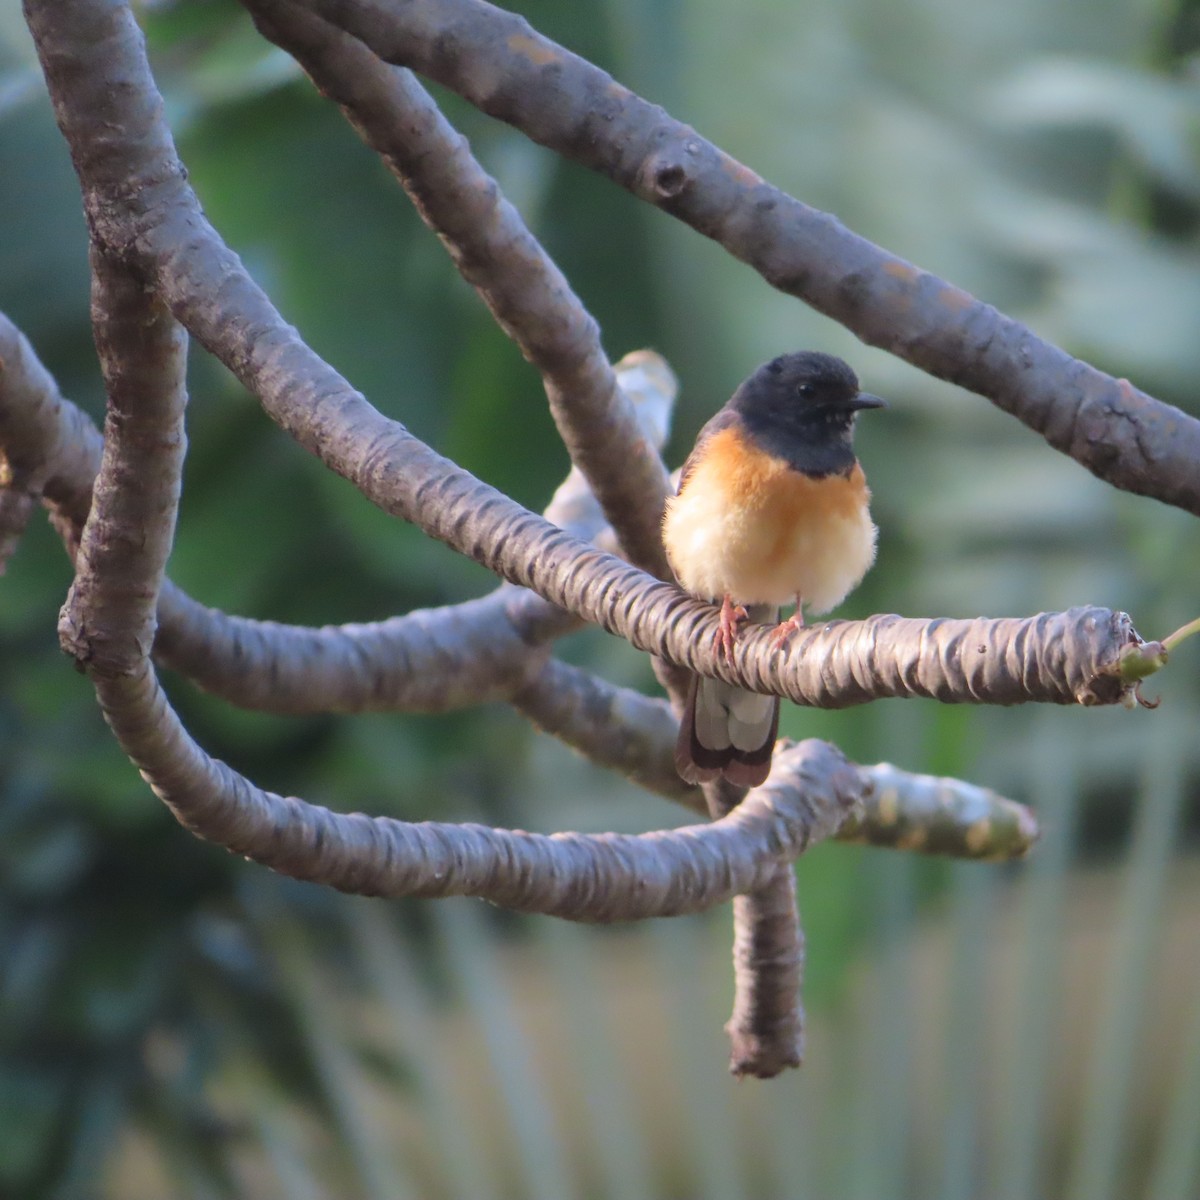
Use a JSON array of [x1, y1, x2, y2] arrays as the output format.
[[715, 594, 749, 661], [770, 595, 805, 651]]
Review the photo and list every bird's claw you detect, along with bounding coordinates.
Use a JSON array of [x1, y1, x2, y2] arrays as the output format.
[[714, 596, 749, 661], [769, 611, 805, 652]]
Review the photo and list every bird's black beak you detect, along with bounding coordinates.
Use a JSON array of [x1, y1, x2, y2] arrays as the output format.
[[848, 392, 887, 412]]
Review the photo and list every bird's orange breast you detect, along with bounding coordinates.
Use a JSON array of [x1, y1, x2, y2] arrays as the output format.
[[663, 425, 876, 611], [701, 425, 868, 525]]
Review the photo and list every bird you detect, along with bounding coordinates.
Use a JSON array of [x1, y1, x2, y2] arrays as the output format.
[[662, 351, 884, 788]]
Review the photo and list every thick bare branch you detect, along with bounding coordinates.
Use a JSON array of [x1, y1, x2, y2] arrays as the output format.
[[693, 762, 801, 1076], [513, 655, 683, 798], [847, 763, 1039, 861], [96, 654, 870, 919], [0, 305, 554, 707], [305, 0, 1200, 518], [58, 248, 187, 673], [0, 314, 103, 554], [727, 873, 803, 1077], [515, 663, 1039, 859], [156, 594, 552, 711], [0, 314, 691, 713], [718, 607, 1141, 709], [243, 0, 673, 578]]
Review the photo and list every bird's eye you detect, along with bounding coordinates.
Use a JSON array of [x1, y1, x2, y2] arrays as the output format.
[[797, 383, 815, 397]]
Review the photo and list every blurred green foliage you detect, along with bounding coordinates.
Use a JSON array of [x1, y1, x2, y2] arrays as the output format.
[[1, 0, 1199, 1195]]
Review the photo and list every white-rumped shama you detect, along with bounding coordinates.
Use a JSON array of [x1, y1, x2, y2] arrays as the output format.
[[663, 351, 884, 788]]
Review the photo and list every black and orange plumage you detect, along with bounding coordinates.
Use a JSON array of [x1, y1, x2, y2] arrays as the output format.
[[663, 352, 884, 787]]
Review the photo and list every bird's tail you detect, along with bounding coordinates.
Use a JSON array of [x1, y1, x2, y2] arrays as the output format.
[[675, 604, 780, 789]]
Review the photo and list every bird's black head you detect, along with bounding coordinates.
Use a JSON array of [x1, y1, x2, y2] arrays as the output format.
[[731, 351, 885, 476]]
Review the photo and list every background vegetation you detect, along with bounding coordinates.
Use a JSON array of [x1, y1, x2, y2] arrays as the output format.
[[1, 0, 1198, 1195]]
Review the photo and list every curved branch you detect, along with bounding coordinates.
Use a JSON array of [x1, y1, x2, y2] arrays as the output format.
[[99, 654, 870, 920], [0, 307, 557, 709], [848, 763, 1039, 861], [515, 661, 1039, 860], [156, 592, 553, 711], [58, 248, 187, 673], [244, 0, 673, 579], [513, 655, 683, 798], [0, 313, 103, 554], [305, 0, 1200, 518], [1, 309, 688, 715], [34, 85, 862, 924]]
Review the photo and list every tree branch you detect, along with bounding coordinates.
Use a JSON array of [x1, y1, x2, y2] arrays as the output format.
[[26, 0, 1149, 718], [95, 650, 875, 919], [58, 247, 187, 674], [0, 306, 554, 708], [515, 661, 1039, 860], [847, 763, 1040, 861], [38, 112, 867, 927], [16, 0, 1109, 1081], [727, 874, 803, 1076], [243, 0, 674, 579], [0, 312, 690, 715], [304, 0, 1200, 518], [0, 313, 103, 557]]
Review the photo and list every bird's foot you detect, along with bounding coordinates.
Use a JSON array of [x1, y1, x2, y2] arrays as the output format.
[[714, 595, 749, 661], [769, 606, 805, 652]]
